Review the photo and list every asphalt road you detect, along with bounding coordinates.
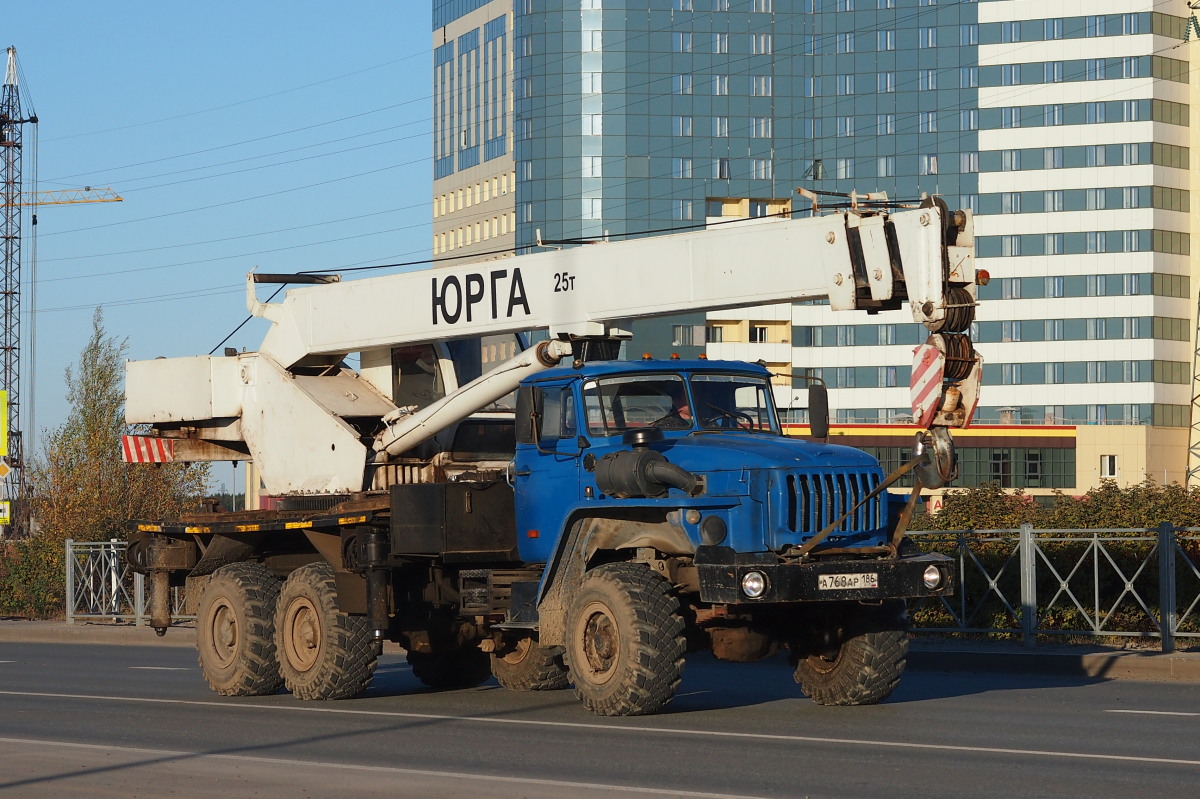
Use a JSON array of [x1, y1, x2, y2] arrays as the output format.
[[0, 641, 1197, 798]]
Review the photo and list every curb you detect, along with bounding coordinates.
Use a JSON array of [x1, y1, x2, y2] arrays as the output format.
[[908, 641, 1200, 683], [2, 622, 1197, 682]]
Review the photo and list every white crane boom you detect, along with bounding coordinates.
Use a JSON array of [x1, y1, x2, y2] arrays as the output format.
[[124, 200, 979, 495]]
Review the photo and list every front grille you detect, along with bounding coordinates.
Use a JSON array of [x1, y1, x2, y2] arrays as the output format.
[[785, 471, 881, 535]]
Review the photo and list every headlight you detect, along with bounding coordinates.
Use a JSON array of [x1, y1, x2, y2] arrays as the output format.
[[741, 570, 768, 599], [922, 565, 942, 589]]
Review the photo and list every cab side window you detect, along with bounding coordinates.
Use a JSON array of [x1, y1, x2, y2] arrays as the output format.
[[538, 387, 577, 444]]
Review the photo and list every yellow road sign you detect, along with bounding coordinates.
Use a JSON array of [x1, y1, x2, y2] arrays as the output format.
[[0, 501, 10, 525], [0, 389, 7, 457]]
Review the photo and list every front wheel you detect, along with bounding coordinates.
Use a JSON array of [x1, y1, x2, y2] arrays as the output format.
[[491, 636, 569, 691], [792, 601, 908, 706], [565, 562, 686, 716], [275, 561, 378, 700]]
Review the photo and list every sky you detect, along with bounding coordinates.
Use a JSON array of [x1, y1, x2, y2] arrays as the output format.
[[6, 3, 434, 492]]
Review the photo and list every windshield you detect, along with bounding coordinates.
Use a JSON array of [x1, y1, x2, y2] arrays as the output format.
[[582, 373, 779, 436]]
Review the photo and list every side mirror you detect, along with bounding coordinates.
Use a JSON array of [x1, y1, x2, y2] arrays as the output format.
[[808, 382, 830, 441]]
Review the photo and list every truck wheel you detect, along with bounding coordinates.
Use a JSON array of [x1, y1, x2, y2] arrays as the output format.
[[490, 636, 569, 691], [275, 561, 378, 700], [196, 562, 284, 696], [565, 562, 686, 716], [407, 648, 491, 690], [792, 601, 908, 706]]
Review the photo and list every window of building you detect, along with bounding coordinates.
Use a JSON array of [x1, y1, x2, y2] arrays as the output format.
[[919, 154, 938, 175], [1044, 62, 1063, 83], [582, 198, 602, 220], [1001, 107, 1021, 128], [1001, 192, 1020, 214], [712, 75, 728, 95], [674, 32, 692, 52], [837, 116, 854, 137], [673, 157, 693, 179], [713, 157, 730, 179], [583, 72, 602, 94], [960, 24, 978, 45], [1002, 64, 1021, 86], [878, 30, 895, 51], [750, 326, 768, 343], [1002, 21, 1020, 43], [1044, 148, 1063, 169], [836, 74, 854, 95], [918, 69, 937, 91], [877, 114, 895, 134], [751, 158, 773, 180], [583, 29, 602, 51], [918, 27, 936, 47], [582, 156, 602, 178], [752, 75, 772, 96], [674, 0, 693, 9], [834, 158, 854, 179], [674, 199, 693, 220], [673, 74, 693, 95], [583, 114, 603, 135], [751, 116, 772, 138], [673, 115, 693, 136], [1086, 15, 1106, 36], [1045, 190, 1064, 212], [713, 32, 729, 53], [1044, 18, 1063, 40], [834, 33, 851, 53], [706, 325, 724, 343], [752, 0, 772, 11], [1100, 455, 1118, 479], [713, 116, 729, 137], [960, 152, 979, 173], [1044, 104, 1063, 126], [960, 66, 978, 88], [878, 156, 896, 177]]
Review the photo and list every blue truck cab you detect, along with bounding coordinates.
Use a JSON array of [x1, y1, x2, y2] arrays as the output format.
[[514, 358, 952, 608]]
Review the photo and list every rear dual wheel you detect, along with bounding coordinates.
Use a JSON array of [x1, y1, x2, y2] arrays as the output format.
[[196, 562, 284, 696], [275, 561, 379, 700]]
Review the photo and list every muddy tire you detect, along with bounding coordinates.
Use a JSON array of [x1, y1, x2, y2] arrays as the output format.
[[792, 601, 908, 706], [407, 648, 492, 690], [565, 562, 686, 716], [275, 561, 378, 700], [490, 636, 569, 691], [196, 562, 284, 696]]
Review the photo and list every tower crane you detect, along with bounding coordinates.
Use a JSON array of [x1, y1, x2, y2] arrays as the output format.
[[0, 45, 122, 533]]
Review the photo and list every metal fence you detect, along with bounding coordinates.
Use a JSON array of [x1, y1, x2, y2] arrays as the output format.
[[65, 528, 1200, 651], [65, 539, 191, 626], [908, 523, 1200, 652]]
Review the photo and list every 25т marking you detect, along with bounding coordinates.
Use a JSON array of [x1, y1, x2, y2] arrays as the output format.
[[554, 271, 576, 292]]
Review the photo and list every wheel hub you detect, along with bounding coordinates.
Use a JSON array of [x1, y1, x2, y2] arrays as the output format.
[[283, 597, 322, 672], [209, 601, 238, 668], [578, 603, 618, 684]]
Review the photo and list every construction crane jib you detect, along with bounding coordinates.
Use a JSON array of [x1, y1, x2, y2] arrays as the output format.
[[127, 198, 981, 495]]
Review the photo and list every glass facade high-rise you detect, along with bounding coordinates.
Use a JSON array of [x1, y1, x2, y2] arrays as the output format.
[[434, 1, 1199, 489]]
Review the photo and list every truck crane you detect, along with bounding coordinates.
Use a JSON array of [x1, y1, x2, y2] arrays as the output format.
[[123, 196, 979, 716]]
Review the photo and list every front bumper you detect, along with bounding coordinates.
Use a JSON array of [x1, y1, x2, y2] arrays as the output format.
[[694, 545, 954, 605]]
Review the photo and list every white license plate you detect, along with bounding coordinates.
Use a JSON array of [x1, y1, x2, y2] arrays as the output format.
[[818, 572, 879, 591]]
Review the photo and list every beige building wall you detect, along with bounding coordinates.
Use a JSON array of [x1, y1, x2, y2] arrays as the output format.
[[1075, 425, 1187, 490], [432, 2, 516, 263]]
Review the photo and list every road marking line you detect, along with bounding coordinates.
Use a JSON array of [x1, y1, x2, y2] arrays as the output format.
[[1107, 710, 1200, 717], [129, 667, 190, 671], [1, 689, 1199, 769], [0, 661, 14, 664], [0, 736, 758, 799]]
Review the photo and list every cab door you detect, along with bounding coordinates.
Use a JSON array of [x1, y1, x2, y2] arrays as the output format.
[[513, 381, 583, 562]]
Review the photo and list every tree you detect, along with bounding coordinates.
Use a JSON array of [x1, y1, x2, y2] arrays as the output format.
[[1, 309, 209, 616]]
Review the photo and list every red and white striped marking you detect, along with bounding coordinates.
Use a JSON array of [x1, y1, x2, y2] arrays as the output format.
[[910, 342, 945, 429], [121, 436, 175, 463]]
